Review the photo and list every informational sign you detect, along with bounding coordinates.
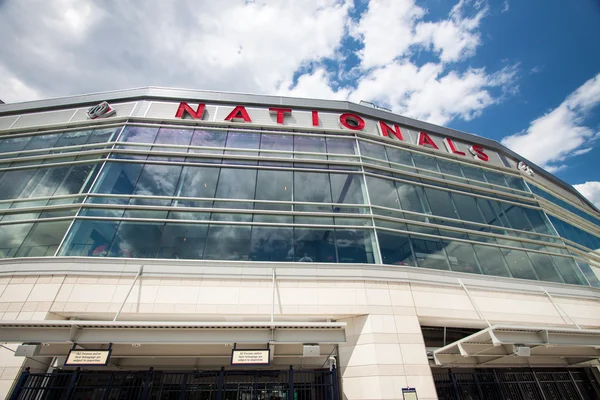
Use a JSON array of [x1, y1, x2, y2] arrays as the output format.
[[402, 387, 418, 400], [231, 349, 270, 366], [65, 349, 112, 366]]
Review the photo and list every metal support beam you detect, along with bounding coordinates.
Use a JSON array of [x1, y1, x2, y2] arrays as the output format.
[[458, 279, 491, 327], [271, 268, 276, 324], [541, 286, 581, 329], [113, 265, 143, 322]]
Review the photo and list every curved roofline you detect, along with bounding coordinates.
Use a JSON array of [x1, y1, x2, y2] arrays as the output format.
[[0, 86, 598, 215]]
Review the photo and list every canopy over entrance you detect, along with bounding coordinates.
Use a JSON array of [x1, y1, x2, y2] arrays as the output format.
[[0, 320, 346, 345], [433, 325, 600, 367]]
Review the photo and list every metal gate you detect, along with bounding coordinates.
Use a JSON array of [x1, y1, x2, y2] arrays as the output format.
[[433, 368, 600, 400], [9, 366, 339, 400]]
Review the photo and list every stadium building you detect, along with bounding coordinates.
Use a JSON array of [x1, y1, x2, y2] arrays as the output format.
[[0, 88, 599, 399]]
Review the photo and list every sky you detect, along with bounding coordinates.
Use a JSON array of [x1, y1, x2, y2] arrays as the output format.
[[0, 0, 599, 208]]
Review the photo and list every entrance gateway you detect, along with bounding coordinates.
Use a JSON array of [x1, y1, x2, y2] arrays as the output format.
[[10, 367, 339, 400], [0, 321, 345, 400]]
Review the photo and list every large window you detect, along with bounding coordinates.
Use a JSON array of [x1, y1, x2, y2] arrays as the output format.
[[1, 123, 595, 288]]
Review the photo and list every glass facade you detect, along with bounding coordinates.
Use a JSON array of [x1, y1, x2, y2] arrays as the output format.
[[1, 122, 599, 288]]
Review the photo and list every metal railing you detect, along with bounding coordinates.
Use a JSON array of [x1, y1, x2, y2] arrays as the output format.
[[433, 368, 600, 400], [10, 366, 339, 400]]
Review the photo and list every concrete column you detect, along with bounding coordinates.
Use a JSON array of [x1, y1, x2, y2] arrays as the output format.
[[337, 282, 438, 400]]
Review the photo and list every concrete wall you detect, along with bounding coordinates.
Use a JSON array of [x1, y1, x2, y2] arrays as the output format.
[[0, 271, 599, 399]]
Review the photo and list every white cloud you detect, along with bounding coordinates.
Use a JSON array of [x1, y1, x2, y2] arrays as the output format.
[[0, 0, 351, 98], [573, 181, 600, 209], [352, 0, 487, 67], [349, 62, 517, 125], [0, 64, 43, 103], [414, 0, 488, 63], [278, 68, 350, 100], [501, 73, 600, 170], [0, 0, 517, 129], [501, 1, 510, 13], [350, 0, 426, 69]]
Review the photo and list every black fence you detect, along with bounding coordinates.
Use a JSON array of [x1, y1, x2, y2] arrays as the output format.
[[433, 368, 600, 400], [9, 366, 339, 400]]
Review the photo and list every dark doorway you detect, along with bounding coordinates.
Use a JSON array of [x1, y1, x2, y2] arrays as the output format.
[[9, 367, 340, 400], [433, 367, 600, 400]]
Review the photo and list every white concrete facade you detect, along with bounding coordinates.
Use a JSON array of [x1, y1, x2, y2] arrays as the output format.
[[1, 259, 600, 399]]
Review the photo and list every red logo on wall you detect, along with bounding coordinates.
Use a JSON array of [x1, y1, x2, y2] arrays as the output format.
[[173, 102, 490, 162], [87, 101, 116, 119]]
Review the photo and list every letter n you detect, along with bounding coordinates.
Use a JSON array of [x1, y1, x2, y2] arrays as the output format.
[[175, 102, 206, 119]]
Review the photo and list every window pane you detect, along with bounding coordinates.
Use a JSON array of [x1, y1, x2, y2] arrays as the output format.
[[461, 165, 489, 188], [552, 256, 587, 285], [411, 237, 450, 270], [260, 134, 293, 155], [249, 226, 294, 261], [224, 132, 260, 160], [255, 170, 292, 210], [190, 129, 226, 159], [366, 176, 399, 212], [396, 181, 427, 215], [294, 136, 326, 159], [476, 198, 502, 227], [377, 230, 415, 266], [14, 220, 70, 257], [88, 127, 120, 143], [523, 208, 554, 236], [59, 219, 119, 257], [501, 248, 538, 280], [294, 227, 336, 262], [120, 126, 159, 143], [452, 193, 484, 223], [294, 171, 332, 212], [437, 159, 465, 183], [385, 147, 414, 169], [1, 136, 31, 154], [157, 223, 208, 259], [573, 259, 599, 288], [473, 244, 511, 277], [423, 187, 459, 220], [330, 173, 364, 211], [502, 205, 534, 232], [526, 252, 563, 283], [176, 166, 219, 206], [56, 130, 91, 147], [412, 153, 440, 177], [335, 228, 373, 263], [0, 223, 34, 257], [0, 169, 37, 200], [444, 241, 481, 274], [23, 166, 71, 198], [131, 164, 182, 199], [54, 164, 94, 196], [359, 141, 388, 166], [108, 221, 164, 258], [93, 162, 144, 200], [483, 170, 508, 187], [215, 168, 257, 207], [153, 128, 193, 148], [24, 134, 61, 150], [505, 175, 527, 191], [204, 224, 251, 260], [326, 137, 356, 155]]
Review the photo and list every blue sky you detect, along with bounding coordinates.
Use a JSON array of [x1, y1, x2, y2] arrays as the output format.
[[0, 0, 599, 206]]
